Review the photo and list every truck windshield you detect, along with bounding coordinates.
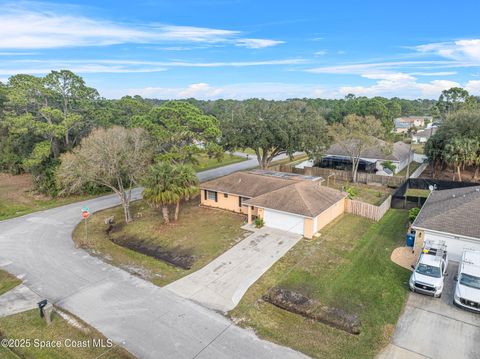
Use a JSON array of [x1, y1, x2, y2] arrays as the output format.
[[460, 274, 480, 290], [416, 263, 441, 278]]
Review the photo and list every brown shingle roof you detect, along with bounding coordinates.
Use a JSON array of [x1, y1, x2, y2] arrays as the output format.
[[200, 172, 295, 198], [325, 141, 411, 162], [412, 186, 480, 239], [244, 181, 345, 217]]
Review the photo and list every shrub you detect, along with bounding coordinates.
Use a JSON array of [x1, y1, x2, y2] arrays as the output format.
[[255, 217, 264, 228], [409, 207, 421, 222], [345, 186, 358, 199]]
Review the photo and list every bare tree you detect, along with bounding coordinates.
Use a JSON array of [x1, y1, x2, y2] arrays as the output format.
[[328, 115, 387, 182], [57, 126, 152, 223]]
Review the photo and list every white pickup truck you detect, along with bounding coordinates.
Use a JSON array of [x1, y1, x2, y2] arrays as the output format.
[[409, 240, 448, 298], [454, 250, 480, 312]]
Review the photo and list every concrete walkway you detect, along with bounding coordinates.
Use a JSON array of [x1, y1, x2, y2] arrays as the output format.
[[0, 191, 307, 359], [166, 227, 302, 312], [0, 284, 41, 317]]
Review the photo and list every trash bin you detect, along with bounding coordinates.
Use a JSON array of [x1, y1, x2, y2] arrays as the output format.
[[406, 233, 415, 247]]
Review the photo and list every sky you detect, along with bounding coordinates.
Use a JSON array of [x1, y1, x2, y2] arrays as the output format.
[[2, 0, 480, 100]]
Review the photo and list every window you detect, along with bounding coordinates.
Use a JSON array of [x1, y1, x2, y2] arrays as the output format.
[[224, 193, 228, 198], [207, 191, 217, 201]]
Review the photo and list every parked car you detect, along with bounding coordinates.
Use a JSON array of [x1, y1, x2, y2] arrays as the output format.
[[454, 250, 480, 312], [409, 240, 448, 298]]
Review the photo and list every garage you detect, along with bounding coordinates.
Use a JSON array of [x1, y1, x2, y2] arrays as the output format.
[[412, 185, 480, 262], [263, 209, 305, 235], [423, 231, 480, 262]]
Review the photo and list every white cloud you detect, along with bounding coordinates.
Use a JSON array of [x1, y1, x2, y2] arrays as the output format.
[[314, 50, 327, 56], [235, 38, 284, 49], [119, 82, 328, 100], [0, 4, 283, 50], [338, 77, 459, 99], [465, 80, 480, 95], [416, 39, 480, 62], [0, 58, 305, 75]]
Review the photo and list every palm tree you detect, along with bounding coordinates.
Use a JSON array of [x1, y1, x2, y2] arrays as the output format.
[[142, 162, 199, 224], [173, 164, 199, 221], [142, 162, 181, 224], [443, 138, 475, 181]]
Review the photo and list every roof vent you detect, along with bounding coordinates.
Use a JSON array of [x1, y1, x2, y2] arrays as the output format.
[[476, 188, 480, 192], [452, 194, 456, 198]]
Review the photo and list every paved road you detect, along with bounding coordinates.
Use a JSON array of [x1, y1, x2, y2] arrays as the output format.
[[166, 227, 301, 312], [378, 263, 480, 359], [0, 190, 307, 359], [197, 152, 301, 182]]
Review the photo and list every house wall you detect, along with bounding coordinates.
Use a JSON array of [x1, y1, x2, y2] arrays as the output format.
[[316, 198, 346, 230], [304, 218, 314, 239], [422, 229, 480, 262], [201, 189, 255, 215]]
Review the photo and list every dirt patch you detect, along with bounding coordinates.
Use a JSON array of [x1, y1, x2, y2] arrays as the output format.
[[263, 288, 361, 335], [110, 235, 195, 270]]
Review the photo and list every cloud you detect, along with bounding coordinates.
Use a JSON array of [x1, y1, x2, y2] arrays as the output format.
[[235, 38, 284, 49], [465, 80, 480, 95], [0, 3, 283, 50], [314, 50, 327, 56], [119, 82, 328, 100], [0, 58, 306, 75], [416, 39, 480, 62]]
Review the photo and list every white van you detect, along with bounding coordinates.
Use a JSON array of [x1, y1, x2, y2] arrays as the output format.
[[454, 250, 480, 312]]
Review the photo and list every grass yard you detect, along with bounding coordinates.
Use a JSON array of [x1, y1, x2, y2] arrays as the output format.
[[0, 270, 20, 297], [230, 210, 410, 359], [396, 161, 422, 177], [324, 180, 393, 205], [0, 309, 133, 359], [405, 188, 430, 198], [411, 143, 424, 155], [72, 198, 248, 286], [193, 153, 246, 172], [0, 173, 98, 221]]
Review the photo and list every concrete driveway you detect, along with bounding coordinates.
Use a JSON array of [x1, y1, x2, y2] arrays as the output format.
[[379, 263, 480, 359], [166, 227, 302, 312], [0, 191, 307, 359]]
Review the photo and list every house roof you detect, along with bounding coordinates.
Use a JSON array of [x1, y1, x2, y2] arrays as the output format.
[[412, 186, 480, 239], [200, 171, 296, 198], [244, 181, 345, 217], [325, 141, 411, 162]]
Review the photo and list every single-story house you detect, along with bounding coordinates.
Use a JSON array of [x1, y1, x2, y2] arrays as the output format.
[[200, 170, 346, 238], [320, 140, 414, 175], [394, 116, 432, 133], [412, 127, 437, 144], [412, 186, 480, 261]]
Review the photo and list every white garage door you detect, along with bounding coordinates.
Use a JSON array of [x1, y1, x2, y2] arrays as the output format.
[[263, 209, 304, 235], [425, 231, 480, 262]]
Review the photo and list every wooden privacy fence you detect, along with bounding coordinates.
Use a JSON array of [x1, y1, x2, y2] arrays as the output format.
[[269, 164, 405, 187], [345, 195, 392, 222]]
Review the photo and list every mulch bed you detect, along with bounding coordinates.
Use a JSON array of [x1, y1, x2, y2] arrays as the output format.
[[110, 235, 195, 270], [263, 288, 361, 334]]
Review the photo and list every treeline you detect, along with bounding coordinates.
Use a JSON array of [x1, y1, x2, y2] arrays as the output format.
[[1, 70, 477, 196]]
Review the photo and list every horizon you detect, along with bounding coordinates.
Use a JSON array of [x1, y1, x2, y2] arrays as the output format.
[[1, 0, 480, 100]]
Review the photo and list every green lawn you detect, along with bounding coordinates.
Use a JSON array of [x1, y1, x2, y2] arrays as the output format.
[[324, 180, 393, 205], [0, 173, 100, 221], [411, 143, 424, 155], [230, 210, 410, 359], [0, 270, 21, 297], [405, 188, 430, 198], [396, 161, 422, 177], [193, 153, 246, 172], [0, 309, 133, 359], [72, 198, 248, 286]]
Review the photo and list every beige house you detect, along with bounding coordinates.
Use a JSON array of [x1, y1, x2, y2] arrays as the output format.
[[200, 170, 346, 238]]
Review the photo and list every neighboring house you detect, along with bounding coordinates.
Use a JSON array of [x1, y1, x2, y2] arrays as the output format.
[[320, 140, 414, 175], [412, 186, 480, 261], [394, 116, 432, 133], [411, 127, 437, 144], [200, 170, 346, 238]]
